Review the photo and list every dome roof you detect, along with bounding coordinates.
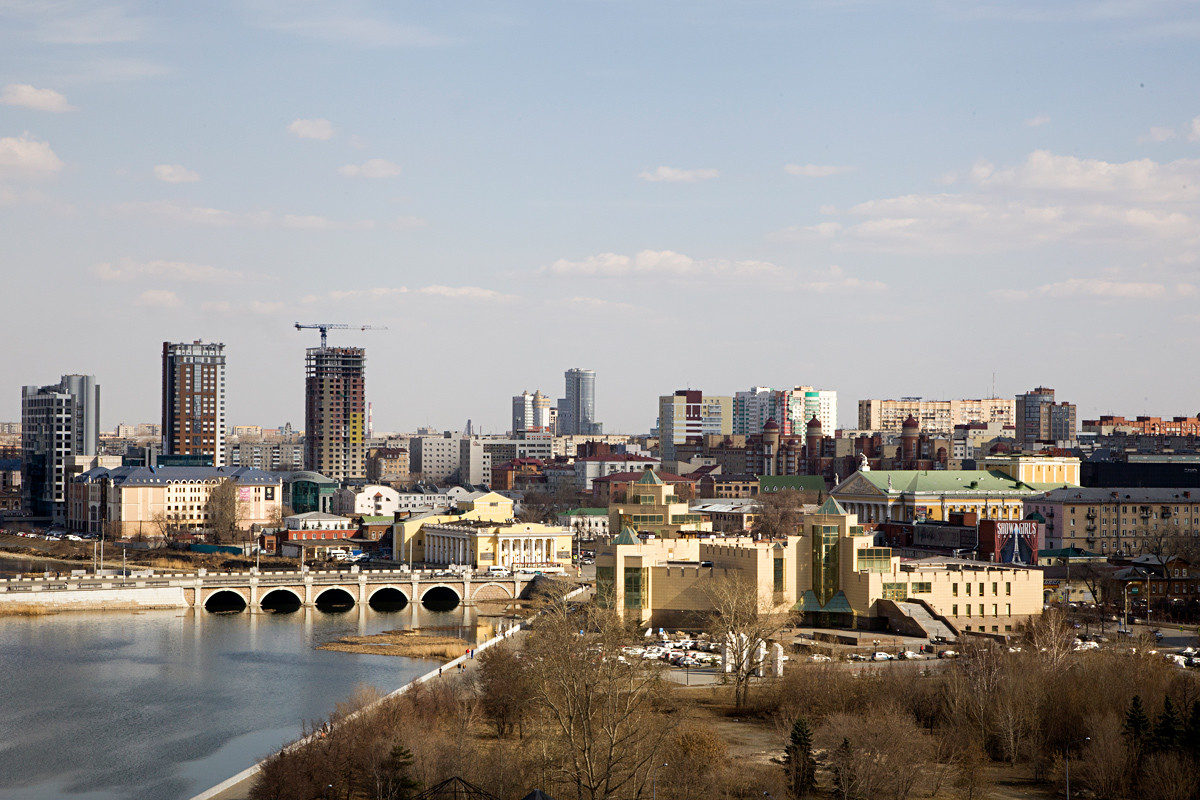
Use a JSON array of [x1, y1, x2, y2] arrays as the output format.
[[763, 418, 780, 432], [806, 415, 822, 430], [902, 414, 920, 430]]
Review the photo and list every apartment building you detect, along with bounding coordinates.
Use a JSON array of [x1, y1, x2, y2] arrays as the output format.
[[21, 374, 100, 523], [304, 347, 366, 482], [161, 341, 226, 466], [1025, 487, 1200, 555], [658, 390, 732, 463], [858, 397, 1014, 435]]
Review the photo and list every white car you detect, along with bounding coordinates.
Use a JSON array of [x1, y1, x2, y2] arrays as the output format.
[[872, 652, 893, 661], [809, 654, 832, 663]]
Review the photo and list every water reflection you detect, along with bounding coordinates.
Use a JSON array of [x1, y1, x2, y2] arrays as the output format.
[[0, 604, 494, 800]]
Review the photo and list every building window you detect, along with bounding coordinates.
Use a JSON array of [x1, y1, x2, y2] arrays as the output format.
[[911, 582, 932, 593]]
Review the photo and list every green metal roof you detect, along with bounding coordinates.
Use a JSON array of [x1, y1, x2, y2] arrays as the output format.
[[759, 475, 824, 493], [816, 496, 848, 516], [636, 468, 663, 485], [612, 525, 641, 545], [563, 508, 608, 516], [360, 515, 393, 524], [849, 470, 1072, 496]]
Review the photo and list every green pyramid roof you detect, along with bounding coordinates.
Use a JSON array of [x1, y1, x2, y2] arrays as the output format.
[[636, 468, 663, 485], [613, 525, 641, 545], [816, 496, 847, 515]]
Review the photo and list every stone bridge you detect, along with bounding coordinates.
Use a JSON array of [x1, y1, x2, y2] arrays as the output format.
[[0, 567, 542, 613]]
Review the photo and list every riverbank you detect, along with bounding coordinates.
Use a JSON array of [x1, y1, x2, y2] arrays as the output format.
[[316, 629, 469, 660]]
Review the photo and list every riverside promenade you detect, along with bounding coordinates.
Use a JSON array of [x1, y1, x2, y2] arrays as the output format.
[[189, 585, 588, 800]]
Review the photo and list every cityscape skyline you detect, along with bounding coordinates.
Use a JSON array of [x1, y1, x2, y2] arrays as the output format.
[[3, 2, 1200, 432]]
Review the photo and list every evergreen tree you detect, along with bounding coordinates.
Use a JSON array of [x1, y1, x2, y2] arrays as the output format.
[[1123, 695, 1150, 745], [1181, 700, 1200, 760], [1152, 696, 1182, 753], [377, 744, 421, 800], [831, 737, 854, 800], [783, 717, 817, 798]]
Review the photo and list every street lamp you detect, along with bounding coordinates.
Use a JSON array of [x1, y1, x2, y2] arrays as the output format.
[[1065, 736, 1089, 799], [652, 762, 668, 800]]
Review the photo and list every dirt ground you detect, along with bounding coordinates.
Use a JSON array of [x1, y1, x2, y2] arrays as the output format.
[[675, 682, 1057, 800]]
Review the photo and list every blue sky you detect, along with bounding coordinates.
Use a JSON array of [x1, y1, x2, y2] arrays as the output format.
[[3, 1, 1199, 434]]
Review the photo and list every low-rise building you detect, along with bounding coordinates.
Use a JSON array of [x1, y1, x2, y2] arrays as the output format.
[[597, 497, 1043, 634], [331, 484, 402, 516], [607, 468, 712, 539], [557, 507, 610, 540]]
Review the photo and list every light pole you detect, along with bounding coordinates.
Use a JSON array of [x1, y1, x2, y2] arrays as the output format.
[[652, 762, 668, 800], [1065, 736, 1089, 799]]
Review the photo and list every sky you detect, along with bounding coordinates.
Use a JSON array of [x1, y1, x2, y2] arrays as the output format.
[[2, 1, 1199, 435]]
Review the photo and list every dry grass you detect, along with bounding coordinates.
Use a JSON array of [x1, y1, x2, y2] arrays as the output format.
[[317, 629, 469, 661], [0, 603, 56, 617]]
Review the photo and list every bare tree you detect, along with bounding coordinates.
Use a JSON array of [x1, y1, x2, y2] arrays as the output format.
[[753, 488, 806, 539], [207, 479, 245, 544], [523, 599, 672, 800], [704, 572, 789, 709]]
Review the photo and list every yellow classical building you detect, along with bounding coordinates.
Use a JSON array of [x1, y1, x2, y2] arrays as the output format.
[[393, 491, 573, 571], [830, 459, 1077, 524], [608, 467, 713, 539], [597, 498, 1042, 635]]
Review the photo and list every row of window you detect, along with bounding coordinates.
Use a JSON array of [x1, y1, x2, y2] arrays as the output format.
[[952, 582, 1012, 597], [952, 603, 1013, 617]]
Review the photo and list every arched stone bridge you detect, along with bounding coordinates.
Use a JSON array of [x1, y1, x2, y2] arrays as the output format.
[[0, 567, 542, 613]]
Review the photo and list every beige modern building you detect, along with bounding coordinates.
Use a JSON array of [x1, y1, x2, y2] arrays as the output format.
[[597, 498, 1043, 634], [71, 465, 281, 538], [608, 467, 713, 539], [658, 390, 733, 462], [858, 397, 1014, 435]]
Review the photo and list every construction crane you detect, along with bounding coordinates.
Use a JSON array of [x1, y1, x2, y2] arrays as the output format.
[[294, 322, 388, 348]]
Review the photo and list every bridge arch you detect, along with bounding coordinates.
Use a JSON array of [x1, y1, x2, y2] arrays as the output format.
[[367, 585, 410, 611], [471, 582, 515, 602], [314, 586, 356, 612], [259, 587, 303, 613], [420, 584, 461, 611], [204, 589, 248, 613]]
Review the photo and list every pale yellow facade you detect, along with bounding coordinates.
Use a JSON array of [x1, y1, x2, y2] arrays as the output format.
[[597, 500, 1042, 634], [392, 491, 572, 570], [608, 469, 713, 539], [983, 455, 1080, 486]]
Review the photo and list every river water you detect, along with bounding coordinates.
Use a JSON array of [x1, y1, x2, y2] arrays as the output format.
[[0, 604, 491, 800]]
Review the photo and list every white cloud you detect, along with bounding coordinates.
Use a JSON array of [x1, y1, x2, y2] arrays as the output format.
[[0, 134, 63, 177], [265, 13, 448, 47], [995, 278, 1196, 302], [546, 249, 782, 278], [564, 296, 642, 313], [135, 289, 180, 308], [322, 285, 515, 302], [1141, 126, 1177, 142], [1025, 114, 1051, 127], [391, 216, 428, 230], [776, 150, 1200, 256], [637, 166, 719, 183], [114, 201, 377, 231], [93, 258, 243, 283], [799, 265, 887, 293], [287, 118, 334, 140], [2, 3, 149, 45], [784, 163, 853, 177], [338, 158, 402, 178], [1190, 116, 1200, 142], [153, 164, 200, 183], [0, 84, 74, 112]]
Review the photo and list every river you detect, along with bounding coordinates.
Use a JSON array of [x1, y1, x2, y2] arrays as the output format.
[[0, 604, 492, 800]]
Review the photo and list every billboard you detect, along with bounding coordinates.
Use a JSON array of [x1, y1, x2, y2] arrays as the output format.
[[238, 487, 253, 502], [990, 520, 1039, 565]]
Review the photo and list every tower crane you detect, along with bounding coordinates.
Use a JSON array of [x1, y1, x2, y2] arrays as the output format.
[[294, 322, 388, 348]]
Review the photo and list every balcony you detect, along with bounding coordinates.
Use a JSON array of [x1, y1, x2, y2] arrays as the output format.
[[1086, 510, 1096, 520], [1086, 523, 1096, 532]]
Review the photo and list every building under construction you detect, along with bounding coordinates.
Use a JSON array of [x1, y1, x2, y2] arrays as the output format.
[[304, 347, 366, 482]]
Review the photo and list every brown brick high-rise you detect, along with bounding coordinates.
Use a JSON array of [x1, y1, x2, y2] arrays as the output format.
[[304, 347, 366, 482], [162, 341, 226, 466]]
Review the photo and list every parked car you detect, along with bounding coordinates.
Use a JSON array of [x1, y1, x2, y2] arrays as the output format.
[[872, 652, 893, 661], [937, 650, 959, 659], [809, 654, 832, 663]]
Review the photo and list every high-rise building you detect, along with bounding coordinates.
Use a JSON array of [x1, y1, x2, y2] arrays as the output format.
[[657, 390, 733, 462], [557, 368, 601, 435], [304, 347, 366, 482], [733, 386, 838, 436], [162, 340, 226, 466], [511, 389, 552, 434], [1015, 387, 1076, 448], [21, 374, 99, 523], [858, 397, 1015, 434]]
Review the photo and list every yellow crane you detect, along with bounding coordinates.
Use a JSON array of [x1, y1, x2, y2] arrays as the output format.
[[294, 322, 388, 348]]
